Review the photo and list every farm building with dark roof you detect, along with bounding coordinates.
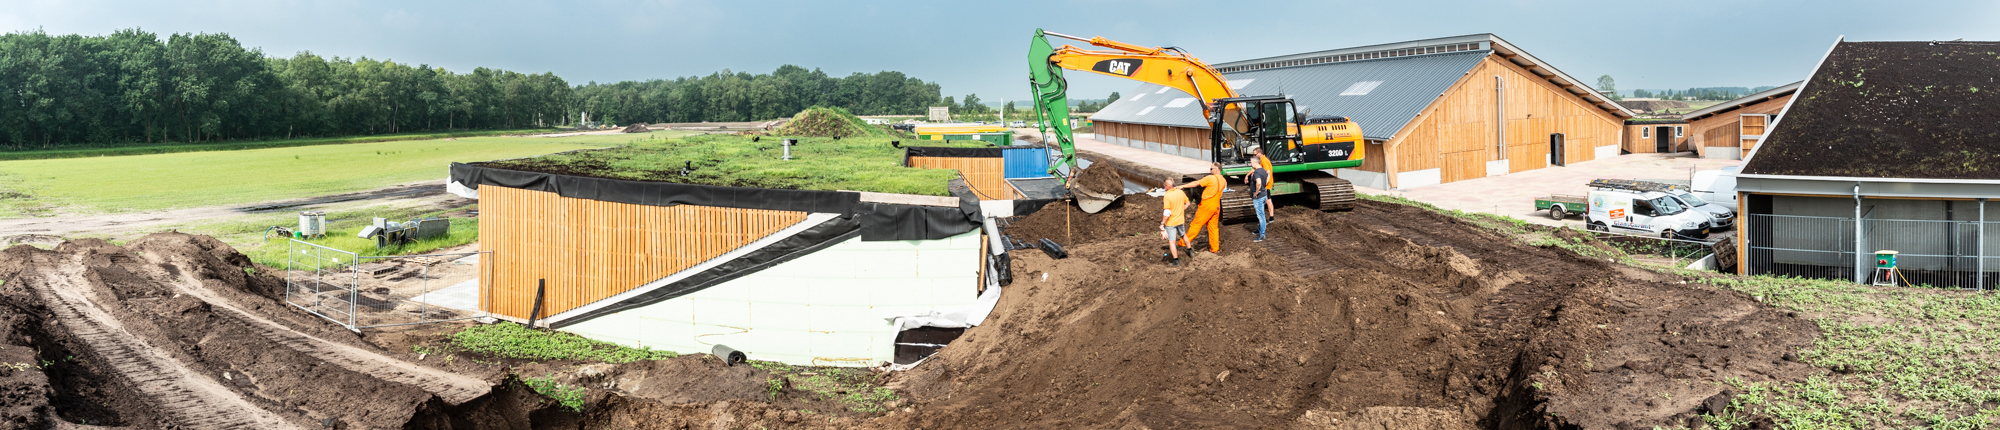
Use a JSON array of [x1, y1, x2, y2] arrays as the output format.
[[1087, 34, 1635, 190], [1734, 38, 2000, 289]]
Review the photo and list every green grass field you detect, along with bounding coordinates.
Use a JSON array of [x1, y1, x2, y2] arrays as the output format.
[[0, 129, 558, 162], [0, 132, 685, 218]]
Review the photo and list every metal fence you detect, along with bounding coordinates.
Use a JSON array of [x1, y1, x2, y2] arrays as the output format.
[[1745, 214, 1857, 281], [1744, 214, 1995, 289], [1861, 218, 1993, 289], [1575, 229, 1719, 268], [285, 239, 490, 331]]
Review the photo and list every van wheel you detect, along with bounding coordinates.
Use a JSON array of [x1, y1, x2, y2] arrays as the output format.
[[1547, 207, 1565, 220], [1661, 230, 1676, 240], [1587, 222, 1606, 232]]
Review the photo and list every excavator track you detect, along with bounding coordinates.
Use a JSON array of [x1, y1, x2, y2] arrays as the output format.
[[1304, 175, 1357, 212], [1221, 186, 1256, 225]]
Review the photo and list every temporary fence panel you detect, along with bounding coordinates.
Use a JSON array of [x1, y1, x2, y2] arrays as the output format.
[[287, 240, 361, 330], [1002, 147, 1051, 179], [1745, 214, 1856, 281], [286, 239, 494, 330]]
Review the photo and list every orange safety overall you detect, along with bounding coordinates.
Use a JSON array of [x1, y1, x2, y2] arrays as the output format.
[[1179, 174, 1225, 253]]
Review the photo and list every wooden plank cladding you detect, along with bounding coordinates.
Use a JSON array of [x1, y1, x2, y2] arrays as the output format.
[[478, 185, 808, 321], [907, 156, 1017, 200]]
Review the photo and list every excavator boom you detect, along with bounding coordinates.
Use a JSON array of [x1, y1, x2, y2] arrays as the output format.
[[1028, 29, 1243, 212]]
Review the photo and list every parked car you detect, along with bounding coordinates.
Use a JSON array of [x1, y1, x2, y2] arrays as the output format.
[[1664, 189, 1735, 230]]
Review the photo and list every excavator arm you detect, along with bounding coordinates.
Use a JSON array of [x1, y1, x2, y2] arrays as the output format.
[[1028, 29, 1238, 177]]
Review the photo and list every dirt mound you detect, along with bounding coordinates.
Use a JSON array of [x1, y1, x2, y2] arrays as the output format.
[[621, 123, 651, 133], [1073, 163, 1126, 195], [890, 201, 1818, 429], [1618, 99, 1690, 112], [574, 356, 773, 405], [1003, 193, 1161, 246], [775, 106, 876, 138]]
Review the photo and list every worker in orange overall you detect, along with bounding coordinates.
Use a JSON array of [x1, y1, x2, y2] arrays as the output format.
[[1172, 163, 1226, 254], [1159, 178, 1191, 266]]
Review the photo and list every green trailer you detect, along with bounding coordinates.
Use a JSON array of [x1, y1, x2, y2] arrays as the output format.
[[1534, 194, 1588, 220]]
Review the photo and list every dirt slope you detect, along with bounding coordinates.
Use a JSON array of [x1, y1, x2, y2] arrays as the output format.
[[886, 200, 1817, 429]]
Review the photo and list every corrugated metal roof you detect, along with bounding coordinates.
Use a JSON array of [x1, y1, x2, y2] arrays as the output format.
[[1089, 51, 1489, 141], [1679, 81, 1802, 121]]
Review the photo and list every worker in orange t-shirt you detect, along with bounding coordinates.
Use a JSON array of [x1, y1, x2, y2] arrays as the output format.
[[1172, 163, 1227, 253], [1159, 178, 1191, 266]]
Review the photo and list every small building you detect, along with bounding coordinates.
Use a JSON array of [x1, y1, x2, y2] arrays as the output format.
[[1088, 34, 1635, 190], [1681, 82, 1801, 160], [446, 140, 1002, 366], [1620, 119, 1689, 154], [1734, 38, 2000, 289]]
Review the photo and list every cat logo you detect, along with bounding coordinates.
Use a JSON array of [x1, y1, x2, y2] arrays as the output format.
[[1091, 59, 1141, 77]]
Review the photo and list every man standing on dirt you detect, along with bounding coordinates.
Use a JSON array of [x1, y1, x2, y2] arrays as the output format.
[[1172, 163, 1226, 254], [1249, 147, 1272, 242], [1160, 178, 1191, 266]]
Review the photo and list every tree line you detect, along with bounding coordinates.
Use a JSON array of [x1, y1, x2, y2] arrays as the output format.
[[1629, 86, 1781, 101], [0, 28, 967, 150], [571, 65, 944, 125], [0, 29, 573, 149]]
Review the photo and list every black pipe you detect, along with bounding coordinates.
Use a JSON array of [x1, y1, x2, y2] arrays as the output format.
[[526, 279, 546, 328], [712, 344, 747, 366]]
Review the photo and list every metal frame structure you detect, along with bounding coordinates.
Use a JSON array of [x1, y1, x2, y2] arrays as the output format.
[[1743, 212, 1994, 290], [285, 239, 491, 331]]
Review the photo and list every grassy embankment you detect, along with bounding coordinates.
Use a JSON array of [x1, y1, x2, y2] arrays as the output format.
[[480, 109, 989, 196], [1363, 193, 2000, 429]]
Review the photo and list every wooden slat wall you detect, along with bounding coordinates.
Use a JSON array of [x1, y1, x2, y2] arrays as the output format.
[[1686, 94, 1790, 153], [908, 156, 1017, 200], [1389, 55, 1622, 184], [478, 186, 808, 320]]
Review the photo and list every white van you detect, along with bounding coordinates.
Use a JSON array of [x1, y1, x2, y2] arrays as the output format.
[[1585, 189, 1712, 240], [1690, 166, 1740, 208]]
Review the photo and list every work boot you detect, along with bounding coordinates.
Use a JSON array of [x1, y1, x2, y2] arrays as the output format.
[[1254, 235, 1266, 242], [1168, 258, 1180, 267]]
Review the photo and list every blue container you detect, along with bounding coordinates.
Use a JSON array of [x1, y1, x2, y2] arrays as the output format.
[[1002, 147, 1051, 179]]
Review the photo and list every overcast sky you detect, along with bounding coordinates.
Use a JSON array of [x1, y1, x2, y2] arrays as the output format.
[[9, 0, 1999, 103]]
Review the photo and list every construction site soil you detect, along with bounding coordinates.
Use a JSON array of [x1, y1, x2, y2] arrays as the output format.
[[0, 198, 1822, 429], [892, 198, 1819, 429]]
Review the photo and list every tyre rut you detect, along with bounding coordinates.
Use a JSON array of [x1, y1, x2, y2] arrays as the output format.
[[27, 257, 299, 430]]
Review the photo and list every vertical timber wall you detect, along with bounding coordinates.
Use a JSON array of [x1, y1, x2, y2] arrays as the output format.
[[477, 185, 808, 320], [906, 155, 1017, 200]]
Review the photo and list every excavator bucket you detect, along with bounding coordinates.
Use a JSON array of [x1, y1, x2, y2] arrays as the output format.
[[1067, 164, 1125, 213], [1071, 184, 1121, 213]]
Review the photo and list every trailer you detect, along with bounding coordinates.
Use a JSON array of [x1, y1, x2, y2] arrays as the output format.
[[1534, 194, 1587, 220]]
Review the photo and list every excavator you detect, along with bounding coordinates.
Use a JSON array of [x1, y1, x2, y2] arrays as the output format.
[[1027, 29, 1364, 221]]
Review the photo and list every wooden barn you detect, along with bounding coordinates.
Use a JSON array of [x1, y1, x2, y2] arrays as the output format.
[[1620, 119, 1690, 154], [1681, 82, 1800, 160], [1088, 33, 1635, 190]]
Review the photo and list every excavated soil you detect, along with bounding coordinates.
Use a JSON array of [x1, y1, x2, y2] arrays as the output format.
[[886, 201, 1819, 429], [0, 234, 907, 429], [1004, 194, 1166, 247], [1, 197, 1824, 429], [1074, 164, 1128, 196]]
